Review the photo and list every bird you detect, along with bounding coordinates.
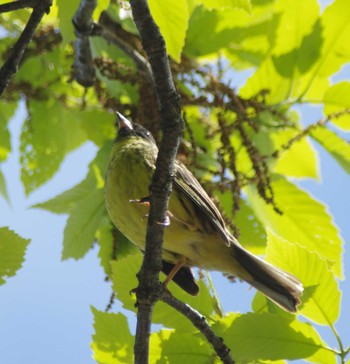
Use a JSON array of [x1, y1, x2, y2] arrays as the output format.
[[105, 112, 303, 313]]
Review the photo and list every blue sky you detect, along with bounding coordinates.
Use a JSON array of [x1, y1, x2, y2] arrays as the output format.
[[1, 89, 350, 364], [1, 1, 350, 363]]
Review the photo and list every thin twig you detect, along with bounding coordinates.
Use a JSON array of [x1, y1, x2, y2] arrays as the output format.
[[0, 0, 52, 96], [91, 23, 153, 84], [161, 290, 235, 364]]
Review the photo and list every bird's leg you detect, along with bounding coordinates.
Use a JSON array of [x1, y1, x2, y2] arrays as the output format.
[[162, 256, 187, 288], [129, 196, 150, 206], [130, 196, 171, 226]]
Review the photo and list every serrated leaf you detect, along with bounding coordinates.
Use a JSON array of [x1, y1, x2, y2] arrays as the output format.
[[247, 176, 343, 278], [20, 100, 86, 195], [311, 125, 350, 175], [33, 175, 97, 214], [149, 0, 188, 62], [265, 230, 341, 326], [62, 188, 106, 260], [213, 312, 334, 362], [0, 227, 30, 285], [323, 82, 350, 130], [91, 307, 134, 364], [201, 0, 251, 12]]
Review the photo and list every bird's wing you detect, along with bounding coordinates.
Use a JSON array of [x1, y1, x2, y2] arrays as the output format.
[[173, 161, 232, 245]]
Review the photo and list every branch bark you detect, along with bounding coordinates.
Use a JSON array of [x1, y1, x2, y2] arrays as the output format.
[[128, 0, 183, 363], [0, 0, 52, 96], [161, 291, 235, 364], [72, 0, 96, 87], [0, 0, 39, 13]]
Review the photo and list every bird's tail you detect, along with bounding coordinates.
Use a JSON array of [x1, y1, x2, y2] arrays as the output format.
[[233, 245, 303, 312]]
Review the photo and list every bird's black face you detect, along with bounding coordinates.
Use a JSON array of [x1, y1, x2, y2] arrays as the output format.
[[116, 112, 156, 145]]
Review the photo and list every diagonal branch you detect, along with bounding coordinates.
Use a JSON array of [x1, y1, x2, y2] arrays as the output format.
[[0, 0, 38, 13], [0, 0, 52, 96], [161, 290, 235, 364]]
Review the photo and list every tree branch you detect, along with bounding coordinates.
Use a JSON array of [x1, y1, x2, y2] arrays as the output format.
[[160, 290, 235, 364], [91, 23, 153, 84], [0, 0, 38, 13], [72, 0, 96, 87], [128, 0, 183, 363], [0, 0, 52, 96]]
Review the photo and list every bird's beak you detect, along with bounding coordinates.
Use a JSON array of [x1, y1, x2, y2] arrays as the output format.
[[116, 112, 133, 131]]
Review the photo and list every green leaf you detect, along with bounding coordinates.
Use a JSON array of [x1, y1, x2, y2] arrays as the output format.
[[80, 110, 115, 146], [0, 227, 30, 285], [273, 0, 319, 56], [57, 0, 81, 42], [150, 330, 212, 363], [271, 128, 319, 179], [111, 253, 215, 331], [311, 125, 350, 175], [97, 223, 138, 276], [34, 141, 111, 214], [213, 312, 335, 362], [215, 192, 266, 254], [91, 307, 134, 364], [317, 0, 350, 77], [247, 176, 343, 278], [20, 100, 86, 195], [201, 0, 251, 12], [0, 169, 10, 203], [323, 82, 350, 130], [33, 175, 97, 214], [62, 188, 106, 260], [265, 230, 341, 326], [148, 0, 189, 62], [0, 101, 16, 162]]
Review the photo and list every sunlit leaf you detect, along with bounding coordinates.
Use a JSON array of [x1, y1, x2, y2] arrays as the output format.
[[323, 82, 350, 130], [247, 176, 343, 278], [271, 128, 319, 179], [213, 312, 334, 362], [265, 230, 341, 326], [311, 125, 350, 175], [91, 307, 134, 364], [201, 0, 251, 12], [0, 227, 30, 285], [151, 330, 212, 363], [273, 0, 319, 56], [149, 0, 188, 62]]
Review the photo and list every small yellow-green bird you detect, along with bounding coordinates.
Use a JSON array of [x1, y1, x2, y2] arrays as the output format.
[[105, 112, 303, 312]]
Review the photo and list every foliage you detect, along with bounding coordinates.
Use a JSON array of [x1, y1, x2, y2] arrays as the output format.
[[1, 0, 350, 363]]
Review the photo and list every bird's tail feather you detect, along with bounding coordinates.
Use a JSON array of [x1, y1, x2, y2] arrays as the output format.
[[234, 245, 303, 312]]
